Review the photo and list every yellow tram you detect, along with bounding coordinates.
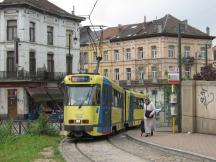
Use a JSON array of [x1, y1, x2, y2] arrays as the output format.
[[63, 74, 145, 137]]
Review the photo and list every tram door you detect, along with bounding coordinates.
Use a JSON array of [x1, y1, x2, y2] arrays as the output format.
[[98, 80, 112, 133], [8, 89, 17, 119]]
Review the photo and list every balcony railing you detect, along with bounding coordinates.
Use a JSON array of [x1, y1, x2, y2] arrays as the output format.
[[0, 71, 66, 81], [182, 56, 195, 65], [119, 79, 168, 87]]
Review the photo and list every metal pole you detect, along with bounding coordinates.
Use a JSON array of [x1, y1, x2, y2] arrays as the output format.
[[178, 23, 182, 132], [68, 33, 71, 74], [205, 44, 208, 66]]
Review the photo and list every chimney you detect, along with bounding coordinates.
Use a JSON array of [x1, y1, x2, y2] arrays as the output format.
[[71, 6, 75, 15], [206, 26, 210, 35], [118, 24, 123, 33], [144, 16, 146, 23], [158, 24, 162, 33]]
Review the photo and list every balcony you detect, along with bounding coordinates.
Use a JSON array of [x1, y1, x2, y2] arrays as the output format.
[[119, 79, 168, 87], [182, 56, 195, 65], [0, 71, 66, 82]]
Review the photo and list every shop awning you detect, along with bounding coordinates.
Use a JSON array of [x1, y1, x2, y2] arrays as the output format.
[[46, 88, 63, 101], [26, 87, 52, 102]]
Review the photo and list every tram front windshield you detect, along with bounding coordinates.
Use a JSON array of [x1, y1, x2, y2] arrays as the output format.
[[65, 85, 100, 106]]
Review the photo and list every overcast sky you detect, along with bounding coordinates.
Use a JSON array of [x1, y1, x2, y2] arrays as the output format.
[[49, 0, 216, 40]]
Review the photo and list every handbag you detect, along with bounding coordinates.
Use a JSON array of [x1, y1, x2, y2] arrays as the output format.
[[145, 103, 153, 118], [145, 110, 153, 118]]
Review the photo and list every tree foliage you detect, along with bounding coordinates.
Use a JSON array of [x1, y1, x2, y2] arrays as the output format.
[[193, 64, 216, 81]]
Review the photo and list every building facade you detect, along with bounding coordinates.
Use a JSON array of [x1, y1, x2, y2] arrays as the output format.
[[0, 0, 84, 119], [80, 15, 215, 123]]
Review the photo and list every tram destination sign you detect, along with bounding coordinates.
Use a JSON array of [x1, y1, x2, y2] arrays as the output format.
[[71, 76, 90, 82]]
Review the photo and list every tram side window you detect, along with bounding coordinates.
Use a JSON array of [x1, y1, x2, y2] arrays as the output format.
[[93, 86, 101, 105], [134, 98, 144, 109], [112, 89, 123, 108]]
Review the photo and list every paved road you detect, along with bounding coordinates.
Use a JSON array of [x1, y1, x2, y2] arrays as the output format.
[[60, 132, 204, 162]]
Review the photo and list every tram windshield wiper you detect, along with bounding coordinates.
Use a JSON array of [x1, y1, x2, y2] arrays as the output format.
[[78, 87, 93, 108]]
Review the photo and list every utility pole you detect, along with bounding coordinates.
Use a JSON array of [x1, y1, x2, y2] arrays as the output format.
[[178, 23, 183, 133], [205, 44, 208, 66], [68, 33, 72, 74]]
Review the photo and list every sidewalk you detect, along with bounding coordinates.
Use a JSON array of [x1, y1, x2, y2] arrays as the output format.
[[127, 129, 216, 162]]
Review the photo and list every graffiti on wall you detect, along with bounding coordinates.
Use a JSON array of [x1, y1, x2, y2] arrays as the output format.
[[199, 88, 215, 109]]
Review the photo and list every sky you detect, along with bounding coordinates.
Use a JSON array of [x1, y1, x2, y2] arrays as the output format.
[[49, 0, 216, 42]]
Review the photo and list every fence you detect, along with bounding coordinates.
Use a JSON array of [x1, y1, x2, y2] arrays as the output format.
[[0, 120, 63, 135]]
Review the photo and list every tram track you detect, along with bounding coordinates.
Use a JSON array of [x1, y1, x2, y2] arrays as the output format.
[[60, 131, 200, 162], [106, 134, 152, 161], [60, 137, 95, 162], [74, 141, 95, 162]]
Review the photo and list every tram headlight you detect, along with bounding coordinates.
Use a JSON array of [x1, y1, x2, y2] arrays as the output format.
[[75, 119, 81, 124]]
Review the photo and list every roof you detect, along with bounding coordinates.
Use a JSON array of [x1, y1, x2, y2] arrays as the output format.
[[111, 14, 214, 42], [80, 14, 214, 44], [0, 0, 85, 22], [80, 25, 128, 45]]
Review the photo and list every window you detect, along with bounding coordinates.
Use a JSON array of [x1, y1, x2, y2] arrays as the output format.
[[114, 68, 119, 80], [7, 20, 17, 41], [80, 52, 88, 64], [29, 22, 35, 42], [168, 45, 175, 58], [168, 66, 176, 72], [103, 69, 108, 77], [126, 48, 131, 60], [137, 47, 143, 60], [112, 89, 123, 107], [126, 68, 131, 80], [47, 53, 54, 73], [139, 70, 144, 80], [184, 66, 190, 78], [66, 55, 73, 74], [47, 26, 53, 45], [65, 85, 100, 106], [66, 30, 73, 47], [214, 51, 216, 61], [29, 51, 36, 76], [200, 47, 206, 60], [151, 46, 157, 58], [103, 50, 108, 62], [184, 46, 190, 57], [135, 97, 144, 109], [152, 66, 157, 81], [93, 52, 97, 63], [7, 51, 15, 72], [114, 50, 119, 61]]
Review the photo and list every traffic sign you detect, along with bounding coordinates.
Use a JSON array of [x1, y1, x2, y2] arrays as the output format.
[[168, 72, 180, 84]]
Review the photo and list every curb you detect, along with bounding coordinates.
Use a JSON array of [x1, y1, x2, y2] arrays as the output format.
[[59, 137, 71, 162], [126, 133, 216, 162]]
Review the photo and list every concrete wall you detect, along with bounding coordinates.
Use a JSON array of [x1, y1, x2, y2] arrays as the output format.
[[182, 81, 216, 134]]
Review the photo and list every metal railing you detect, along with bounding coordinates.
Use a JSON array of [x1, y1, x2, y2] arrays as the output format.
[[118, 79, 169, 87], [0, 71, 66, 81], [0, 120, 63, 135]]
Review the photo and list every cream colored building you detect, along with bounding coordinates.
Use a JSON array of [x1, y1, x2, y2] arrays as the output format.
[[80, 15, 215, 127], [80, 15, 214, 89]]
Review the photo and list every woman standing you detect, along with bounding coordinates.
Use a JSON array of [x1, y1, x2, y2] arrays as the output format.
[[144, 97, 156, 137]]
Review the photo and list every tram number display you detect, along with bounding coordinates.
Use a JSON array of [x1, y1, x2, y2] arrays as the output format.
[[71, 76, 90, 82]]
